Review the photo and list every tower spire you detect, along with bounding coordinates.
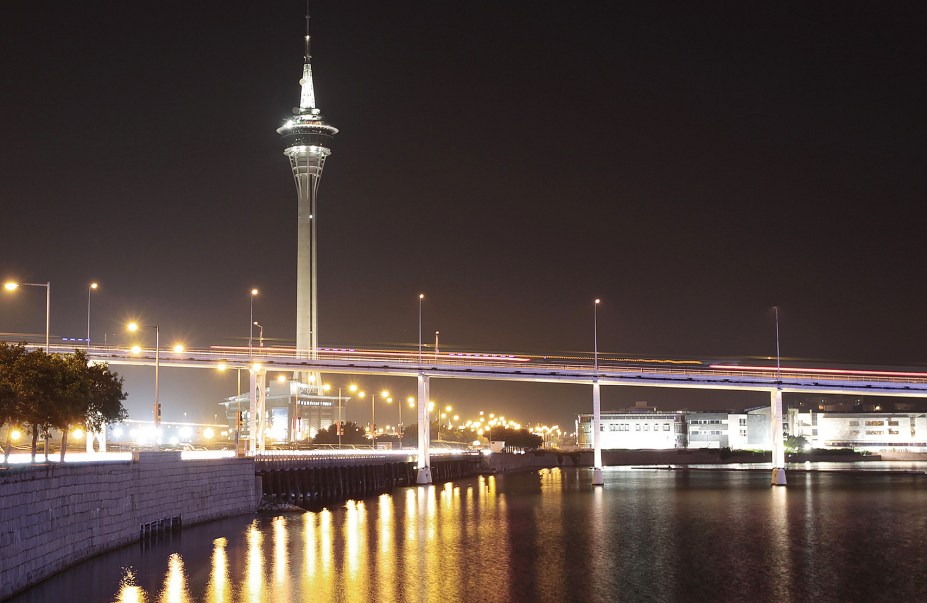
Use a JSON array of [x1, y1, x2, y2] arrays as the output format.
[[299, 1, 316, 110]]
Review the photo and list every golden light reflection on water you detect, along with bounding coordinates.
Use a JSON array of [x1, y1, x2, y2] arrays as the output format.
[[345, 500, 370, 603], [376, 494, 396, 602], [115, 567, 147, 603], [158, 553, 192, 603], [204, 537, 230, 603], [109, 472, 519, 602], [244, 520, 264, 603], [301, 511, 317, 585], [269, 516, 289, 601], [536, 469, 566, 601]]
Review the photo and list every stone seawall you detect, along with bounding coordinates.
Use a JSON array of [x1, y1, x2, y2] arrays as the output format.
[[0, 452, 257, 599]]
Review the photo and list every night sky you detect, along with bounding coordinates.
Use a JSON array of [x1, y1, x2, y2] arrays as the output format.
[[3, 2, 926, 427]]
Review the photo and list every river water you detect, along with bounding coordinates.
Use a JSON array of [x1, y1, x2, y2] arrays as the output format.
[[10, 465, 927, 602]]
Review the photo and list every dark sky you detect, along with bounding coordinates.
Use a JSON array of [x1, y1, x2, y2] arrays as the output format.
[[2, 1, 926, 427]]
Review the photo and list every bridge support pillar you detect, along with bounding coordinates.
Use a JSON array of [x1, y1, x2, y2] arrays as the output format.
[[249, 367, 267, 455], [85, 429, 106, 453], [592, 378, 603, 486], [770, 388, 787, 486], [416, 373, 432, 484]]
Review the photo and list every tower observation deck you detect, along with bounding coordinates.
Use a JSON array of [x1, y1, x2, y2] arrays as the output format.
[[277, 12, 338, 390]]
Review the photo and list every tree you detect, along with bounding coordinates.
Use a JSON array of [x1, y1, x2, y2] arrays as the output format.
[[785, 435, 810, 452], [0, 342, 28, 464], [0, 346, 128, 462], [52, 351, 128, 461], [312, 421, 369, 446], [13, 349, 59, 462]]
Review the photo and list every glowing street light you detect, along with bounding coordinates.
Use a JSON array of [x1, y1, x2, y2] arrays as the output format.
[[87, 282, 98, 349], [4, 281, 50, 350], [172, 344, 185, 353], [249, 288, 259, 356], [128, 322, 160, 432], [418, 293, 424, 366], [253, 321, 264, 347]]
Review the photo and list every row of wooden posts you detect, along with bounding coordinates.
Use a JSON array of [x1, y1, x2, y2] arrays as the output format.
[[256, 457, 484, 508]]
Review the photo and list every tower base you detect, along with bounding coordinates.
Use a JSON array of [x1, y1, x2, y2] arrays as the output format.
[[416, 466, 433, 485], [771, 467, 788, 486], [592, 467, 604, 486]]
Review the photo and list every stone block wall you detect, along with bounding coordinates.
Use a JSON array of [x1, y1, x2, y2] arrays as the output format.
[[0, 452, 256, 599]]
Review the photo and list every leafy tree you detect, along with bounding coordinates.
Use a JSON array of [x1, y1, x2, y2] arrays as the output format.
[[0, 346, 128, 462], [785, 435, 810, 452], [0, 342, 28, 463], [13, 349, 58, 461], [312, 421, 369, 446]]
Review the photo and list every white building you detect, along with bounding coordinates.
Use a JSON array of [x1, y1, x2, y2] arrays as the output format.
[[790, 412, 927, 452], [576, 411, 686, 449]]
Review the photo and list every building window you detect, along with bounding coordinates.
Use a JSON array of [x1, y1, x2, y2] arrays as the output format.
[[609, 424, 618, 431], [888, 420, 899, 427], [739, 429, 747, 437], [849, 420, 859, 426], [663, 424, 670, 431], [644, 424, 650, 431], [865, 430, 883, 435], [601, 424, 605, 432], [635, 424, 641, 431], [739, 418, 746, 426], [851, 430, 860, 436], [888, 429, 900, 435], [865, 421, 884, 426]]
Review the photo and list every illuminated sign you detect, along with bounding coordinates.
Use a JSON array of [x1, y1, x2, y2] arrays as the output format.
[[298, 398, 334, 407]]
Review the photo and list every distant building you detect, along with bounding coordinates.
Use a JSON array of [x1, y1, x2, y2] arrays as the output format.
[[220, 381, 345, 443], [576, 404, 927, 452]]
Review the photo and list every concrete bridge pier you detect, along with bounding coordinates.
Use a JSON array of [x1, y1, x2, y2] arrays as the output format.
[[770, 388, 787, 486], [249, 366, 267, 455], [416, 372, 433, 484], [592, 378, 603, 486], [85, 428, 106, 453]]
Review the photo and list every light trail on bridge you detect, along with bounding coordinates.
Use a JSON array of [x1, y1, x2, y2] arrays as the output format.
[[21, 341, 927, 397]]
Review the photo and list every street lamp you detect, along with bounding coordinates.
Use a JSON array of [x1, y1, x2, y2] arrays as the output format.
[[594, 298, 600, 373], [87, 282, 98, 349], [4, 281, 50, 350], [249, 288, 258, 356], [372, 389, 389, 449], [434, 330, 439, 363], [418, 293, 424, 366], [128, 321, 160, 434], [253, 321, 264, 347], [592, 298, 603, 486]]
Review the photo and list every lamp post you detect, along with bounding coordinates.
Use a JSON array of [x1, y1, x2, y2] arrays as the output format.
[[4, 281, 50, 350], [128, 322, 160, 436], [592, 298, 603, 486], [434, 330, 439, 363], [418, 293, 424, 366], [253, 321, 264, 347], [594, 298, 600, 373], [87, 282, 98, 349], [249, 288, 258, 356], [774, 305, 781, 384]]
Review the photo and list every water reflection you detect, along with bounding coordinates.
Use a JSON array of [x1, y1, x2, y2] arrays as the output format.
[[158, 553, 192, 603], [115, 568, 146, 603], [11, 468, 927, 602], [204, 538, 229, 603]]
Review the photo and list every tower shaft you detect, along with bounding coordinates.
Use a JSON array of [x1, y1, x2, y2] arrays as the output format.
[[287, 146, 329, 385]]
